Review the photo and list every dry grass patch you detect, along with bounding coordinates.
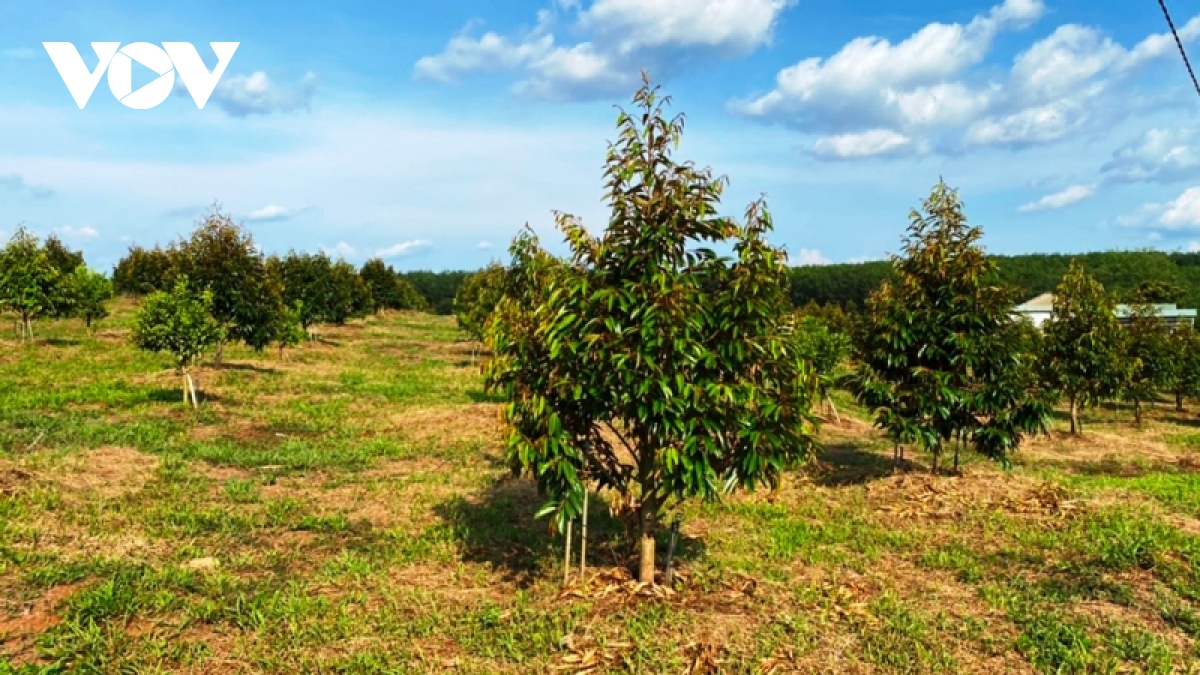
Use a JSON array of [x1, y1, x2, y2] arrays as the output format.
[[55, 446, 159, 501], [384, 404, 503, 449], [1024, 427, 1196, 469], [864, 470, 1077, 521]]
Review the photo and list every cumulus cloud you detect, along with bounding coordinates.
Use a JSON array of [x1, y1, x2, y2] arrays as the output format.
[[810, 129, 916, 160], [57, 225, 99, 239], [1017, 184, 1096, 212], [375, 239, 433, 259], [1160, 187, 1200, 229], [735, 0, 1200, 158], [793, 248, 832, 266], [415, 0, 793, 100], [247, 204, 299, 222], [185, 71, 318, 117], [963, 100, 1082, 148], [1102, 128, 1200, 184], [321, 241, 357, 258]]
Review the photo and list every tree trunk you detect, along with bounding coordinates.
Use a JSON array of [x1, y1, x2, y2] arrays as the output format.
[[214, 340, 225, 367], [563, 520, 573, 585], [638, 506, 656, 584], [1069, 395, 1079, 435], [1177, 391, 1185, 413], [1134, 398, 1142, 427], [182, 371, 189, 404]]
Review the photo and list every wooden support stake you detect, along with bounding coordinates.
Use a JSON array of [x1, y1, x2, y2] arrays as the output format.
[[563, 520, 573, 585], [826, 395, 841, 424], [580, 486, 588, 576]]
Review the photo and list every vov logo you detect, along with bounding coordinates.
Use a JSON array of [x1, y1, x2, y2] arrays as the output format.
[[43, 42, 239, 110]]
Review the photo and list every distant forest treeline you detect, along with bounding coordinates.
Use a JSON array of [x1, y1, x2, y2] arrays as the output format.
[[395, 250, 1200, 315], [789, 250, 1200, 309], [110, 247, 1200, 315]]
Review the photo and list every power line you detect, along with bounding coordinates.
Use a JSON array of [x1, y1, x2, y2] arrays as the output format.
[[1158, 0, 1200, 100]]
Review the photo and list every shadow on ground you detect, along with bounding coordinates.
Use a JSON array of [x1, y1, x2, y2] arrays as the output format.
[[435, 476, 705, 586], [146, 388, 223, 404], [467, 389, 506, 404], [216, 362, 279, 375], [809, 442, 917, 486]]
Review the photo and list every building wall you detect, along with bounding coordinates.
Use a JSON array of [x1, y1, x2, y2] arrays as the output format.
[[1013, 311, 1050, 329]]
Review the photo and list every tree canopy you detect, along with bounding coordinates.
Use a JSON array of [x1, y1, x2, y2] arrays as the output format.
[[112, 245, 173, 295], [64, 266, 114, 332], [168, 207, 284, 358], [130, 276, 224, 407], [454, 262, 506, 343], [0, 227, 63, 341], [360, 258, 428, 312], [854, 181, 1049, 471], [1039, 261, 1129, 434], [485, 76, 819, 583]]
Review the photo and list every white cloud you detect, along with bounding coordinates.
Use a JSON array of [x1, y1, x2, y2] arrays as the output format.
[[194, 71, 318, 117], [1161, 187, 1200, 228], [736, 1, 1200, 157], [414, 33, 556, 83], [1189, 241, 1200, 252], [247, 204, 296, 222], [415, 0, 792, 100], [321, 241, 357, 258], [1116, 201, 1167, 228], [375, 239, 433, 258], [810, 129, 916, 159], [737, 0, 1041, 132], [793, 248, 832, 265], [1102, 128, 1200, 184], [58, 225, 100, 239], [1008, 24, 1124, 101], [964, 100, 1082, 147], [579, 0, 793, 54], [477, 241, 495, 250], [1017, 184, 1095, 212]]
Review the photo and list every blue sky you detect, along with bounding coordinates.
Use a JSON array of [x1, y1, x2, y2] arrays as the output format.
[[2, 0, 1200, 272]]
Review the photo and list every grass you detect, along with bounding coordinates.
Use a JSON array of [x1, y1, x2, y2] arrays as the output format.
[[1, 300, 1199, 672]]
